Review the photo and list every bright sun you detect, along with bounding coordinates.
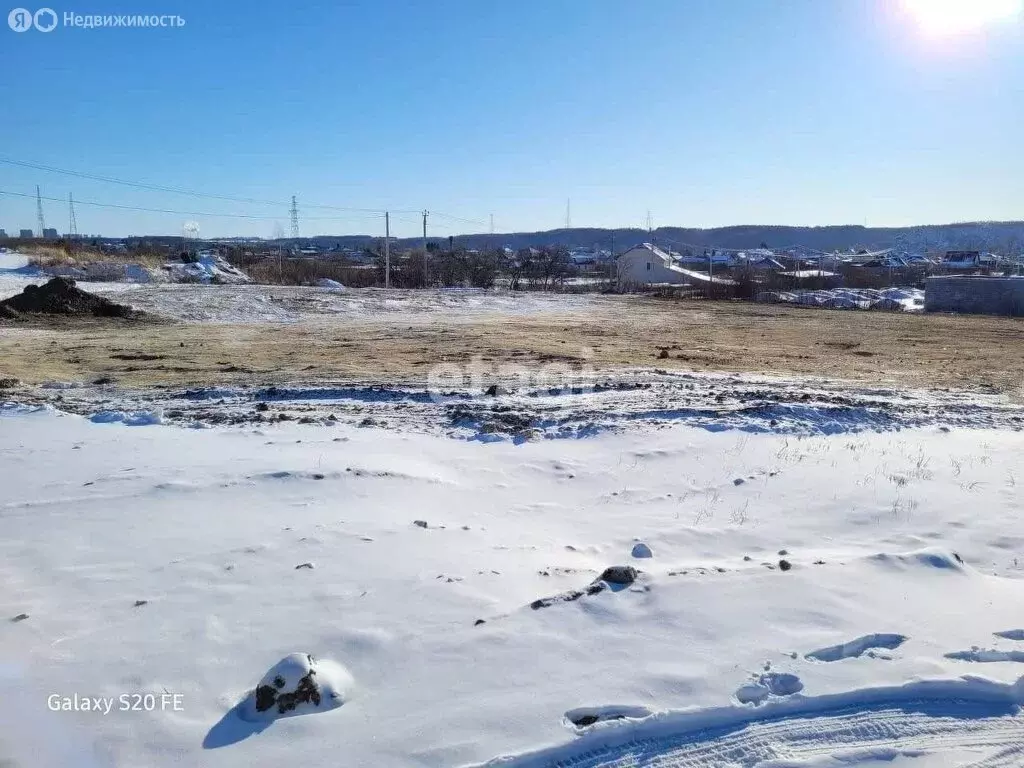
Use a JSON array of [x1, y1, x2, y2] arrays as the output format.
[[903, 0, 1022, 35]]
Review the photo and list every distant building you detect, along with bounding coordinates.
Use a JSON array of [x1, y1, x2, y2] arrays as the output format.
[[618, 243, 689, 285], [42, 228, 59, 239], [677, 249, 735, 267], [569, 248, 599, 265], [0, 229, 7, 239], [19, 229, 34, 239], [734, 249, 784, 271], [617, 243, 735, 288], [940, 251, 984, 270]]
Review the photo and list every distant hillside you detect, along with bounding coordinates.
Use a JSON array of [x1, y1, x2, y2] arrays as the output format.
[[289, 221, 1024, 255]]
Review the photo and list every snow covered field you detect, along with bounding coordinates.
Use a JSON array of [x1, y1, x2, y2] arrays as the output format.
[[0, 251, 30, 272], [4, 248, 1024, 766], [0, 266, 608, 324], [757, 288, 925, 312], [3, 405, 1024, 767]]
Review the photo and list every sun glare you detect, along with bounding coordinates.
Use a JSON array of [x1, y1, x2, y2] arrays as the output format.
[[903, 0, 1022, 35]]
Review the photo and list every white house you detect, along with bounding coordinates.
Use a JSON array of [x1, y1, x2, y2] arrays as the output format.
[[617, 243, 690, 286], [617, 243, 735, 288]]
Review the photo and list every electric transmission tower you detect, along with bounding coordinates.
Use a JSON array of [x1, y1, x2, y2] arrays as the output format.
[[68, 192, 78, 237], [289, 195, 299, 239], [36, 185, 46, 237]]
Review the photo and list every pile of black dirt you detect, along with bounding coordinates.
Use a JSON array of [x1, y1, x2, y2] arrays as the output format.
[[0, 277, 136, 319]]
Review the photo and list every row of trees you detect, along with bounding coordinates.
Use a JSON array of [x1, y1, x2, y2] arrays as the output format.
[[366, 245, 580, 289], [222, 243, 590, 290]]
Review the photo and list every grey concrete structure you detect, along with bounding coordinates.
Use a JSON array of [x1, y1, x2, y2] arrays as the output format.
[[925, 275, 1024, 317]]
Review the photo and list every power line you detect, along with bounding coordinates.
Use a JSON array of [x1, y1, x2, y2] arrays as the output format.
[[0, 158, 484, 226], [0, 157, 397, 215], [0, 188, 385, 222], [430, 210, 488, 229]]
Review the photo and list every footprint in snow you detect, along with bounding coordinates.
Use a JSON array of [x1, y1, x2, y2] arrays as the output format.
[[994, 629, 1024, 641], [735, 672, 804, 705], [565, 705, 653, 728], [805, 633, 908, 662], [945, 648, 1024, 663]]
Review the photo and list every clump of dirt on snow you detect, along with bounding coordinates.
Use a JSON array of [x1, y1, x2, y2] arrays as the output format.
[[0, 277, 137, 319], [243, 653, 354, 721]]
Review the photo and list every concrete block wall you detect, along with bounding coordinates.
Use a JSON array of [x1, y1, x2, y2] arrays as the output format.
[[925, 276, 1024, 317]]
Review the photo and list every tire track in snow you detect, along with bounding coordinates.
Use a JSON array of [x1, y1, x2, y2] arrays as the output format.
[[474, 677, 1024, 768]]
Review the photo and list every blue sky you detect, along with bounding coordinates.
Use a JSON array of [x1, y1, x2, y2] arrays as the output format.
[[1, 0, 1022, 238]]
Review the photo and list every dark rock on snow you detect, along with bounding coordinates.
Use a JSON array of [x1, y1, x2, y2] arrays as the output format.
[[598, 565, 638, 585], [254, 654, 322, 715]]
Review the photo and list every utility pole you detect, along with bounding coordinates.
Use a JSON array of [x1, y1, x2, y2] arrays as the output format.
[[421, 210, 429, 286], [36, 186, 46, 238], [610, 232, 616, 287], [384, 211, 391, 289]]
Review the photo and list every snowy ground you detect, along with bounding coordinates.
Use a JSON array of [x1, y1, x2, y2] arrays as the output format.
[[0, 251, 30, 270], [757, 288, 925, 312], [3, 405, 1024, 767], [14, 369, 1024, 438], [4, 250, 1024, 766], [0, 266, 609, 324]]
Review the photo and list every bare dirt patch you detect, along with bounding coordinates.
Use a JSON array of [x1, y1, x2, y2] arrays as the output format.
[[0, 294, 1021, 394]]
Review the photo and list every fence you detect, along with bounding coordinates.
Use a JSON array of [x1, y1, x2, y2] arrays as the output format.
[[925, 276, 1024, 317]]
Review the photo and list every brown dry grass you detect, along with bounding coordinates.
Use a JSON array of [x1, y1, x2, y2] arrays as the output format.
[[22, 244, 167, 269], [1, 298, 1022, 395], [23, 245, 79, 267]]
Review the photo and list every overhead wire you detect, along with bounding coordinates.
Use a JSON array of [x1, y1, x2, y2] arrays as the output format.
[[0, 157, 483, 226], [0, 189, 386, 222]]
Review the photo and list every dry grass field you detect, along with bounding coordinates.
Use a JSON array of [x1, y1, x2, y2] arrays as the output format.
[[1, 294, 1022, 395]]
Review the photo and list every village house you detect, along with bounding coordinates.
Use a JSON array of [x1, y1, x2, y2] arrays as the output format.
[[616, 242, 736, 288]]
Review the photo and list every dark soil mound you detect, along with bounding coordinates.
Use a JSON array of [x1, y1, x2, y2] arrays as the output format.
[[0, 277, 135, 318]]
